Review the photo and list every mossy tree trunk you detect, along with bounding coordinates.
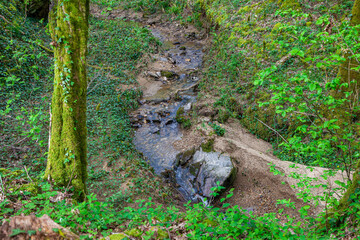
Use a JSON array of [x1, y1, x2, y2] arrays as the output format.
[[333, 0, 360, 215], [45, 0, 89, 201]]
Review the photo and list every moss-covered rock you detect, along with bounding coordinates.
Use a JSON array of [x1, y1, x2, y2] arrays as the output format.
[[176, 107, 192, 129], [19, 182, 41, 195], [161, 70, 177, 79], [201, 138, 214, 153], [176, 148, 196, 166], [108, 233, 127, 240], [125, 228, 142, 238]]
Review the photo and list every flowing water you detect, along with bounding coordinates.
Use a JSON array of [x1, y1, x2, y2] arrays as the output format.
[[132, 25, 206, 201]]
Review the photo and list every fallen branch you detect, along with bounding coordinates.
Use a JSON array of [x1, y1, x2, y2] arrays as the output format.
[[0, 14, 25, 34], [254, 117, 289, 144], [24, 166, 34, 184], [87, 64, 113, 70]]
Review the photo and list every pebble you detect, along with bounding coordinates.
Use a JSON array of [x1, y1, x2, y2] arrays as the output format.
[[184, 102, 192, 111]]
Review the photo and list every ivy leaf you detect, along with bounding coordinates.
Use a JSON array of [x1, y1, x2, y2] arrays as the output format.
[[309, 83, 316, 91], [290, 48, 304, 57]]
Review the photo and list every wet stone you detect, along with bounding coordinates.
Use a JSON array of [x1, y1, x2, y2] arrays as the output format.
[[175, 149, 236, 200]]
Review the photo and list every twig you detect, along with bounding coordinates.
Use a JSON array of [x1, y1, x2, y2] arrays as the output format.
[[24, 166, 34, 183], [87, 64, 113, 70], [87, 82, 102, 95], [37, 44, 54, 53], [0, 14, 25, 34], [254, 117, 289, 143], [0, 174, 5, 198]]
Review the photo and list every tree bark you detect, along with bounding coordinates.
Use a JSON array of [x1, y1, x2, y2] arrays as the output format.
[[45, 0, 89, 201], [332, 0, 360, 217]]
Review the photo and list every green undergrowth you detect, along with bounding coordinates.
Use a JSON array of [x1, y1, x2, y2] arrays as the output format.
[[192, 0, 360, 169], [1, 0, 172, 221], [0, 0, 52, 172], [1, 171, 358, 239], [86, 16, 171, 205]]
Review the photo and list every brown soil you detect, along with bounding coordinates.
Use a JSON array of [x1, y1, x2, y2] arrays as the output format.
[[177, 111, 348, 220]]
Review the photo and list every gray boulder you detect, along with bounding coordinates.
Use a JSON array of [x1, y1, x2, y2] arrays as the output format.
[[175, 149, 236, 201]]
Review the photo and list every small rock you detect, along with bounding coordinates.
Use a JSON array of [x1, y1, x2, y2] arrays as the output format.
[[161, 118, 174, 127], [137, 99, 146, 105], [150, 126, 160, 134], [202, 117, 211, 122], [167, 57, 176, 64], [146, 71, 161, 78], [184, 102, 192, 111], [191, 76, 199, 82]]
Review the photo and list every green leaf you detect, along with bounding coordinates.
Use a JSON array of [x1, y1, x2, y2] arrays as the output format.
[[309, 83, 316, 91]]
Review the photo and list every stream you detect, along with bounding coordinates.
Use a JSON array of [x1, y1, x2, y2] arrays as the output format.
[[131, 21, 236, 202]]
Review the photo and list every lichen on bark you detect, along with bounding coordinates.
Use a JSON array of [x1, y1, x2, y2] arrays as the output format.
[[45, 0, 89, 201]]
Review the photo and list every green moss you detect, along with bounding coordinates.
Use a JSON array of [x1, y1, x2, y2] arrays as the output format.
[[277, 0, 301, 10], [271, 23, 282, 34], [176, 107, 192, 129], [108, 233, 127, 240], [19, 182, 41, 195], [161, 70, 176, 78], [190, 162, 201, 176], [203, 218, 219, 227], [125, 228, 142, 238], [240, 92, 290, 141], [216, 108, 230, 123], [351, 0, 360, 25], [0, 168, 11, 175], [157, 229, 168, 239], [176, 148, 196, 166], [0, 169, 23, 179], [147, 227, 168, 239], [201, 138, 214, 153]]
